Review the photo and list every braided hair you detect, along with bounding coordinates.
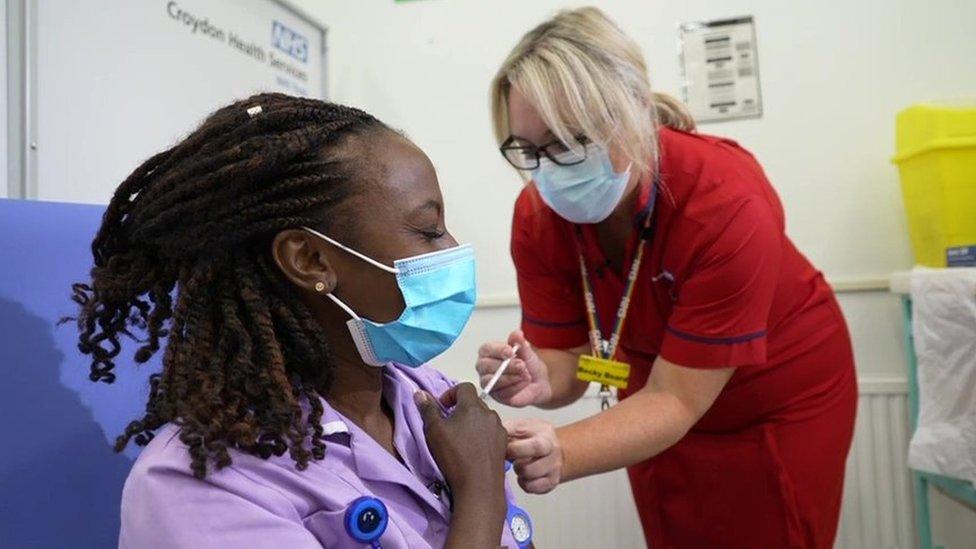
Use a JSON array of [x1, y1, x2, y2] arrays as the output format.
[[71, 93, 390, 478]]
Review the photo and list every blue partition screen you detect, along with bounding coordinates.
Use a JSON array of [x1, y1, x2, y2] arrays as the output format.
[[0, 199, 159, 548]]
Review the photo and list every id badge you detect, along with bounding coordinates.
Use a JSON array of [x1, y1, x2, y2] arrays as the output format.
[[576, 355, 630, 389]]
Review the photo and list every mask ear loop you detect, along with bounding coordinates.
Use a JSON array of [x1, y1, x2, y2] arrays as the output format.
[[302, 226, 400, 274], [617, 162, 634, 178], [302, 226, 401, 320], [301, 227, 396, 368], [325, 293, 362, 320], [324, 291, 386, 367]]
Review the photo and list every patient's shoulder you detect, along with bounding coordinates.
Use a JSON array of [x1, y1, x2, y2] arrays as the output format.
[[124, 423, 276, 492], [125, 423, 187, 478], [392, 362, 457, 397], [121, 424, 199, 513], [122, 423, 310, 512]]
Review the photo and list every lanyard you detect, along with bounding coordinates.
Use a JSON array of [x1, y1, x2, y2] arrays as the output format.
[[574, 183, 657, 409]]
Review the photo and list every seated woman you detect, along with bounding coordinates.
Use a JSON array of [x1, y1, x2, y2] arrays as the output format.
[[70, 94, 530, 548]]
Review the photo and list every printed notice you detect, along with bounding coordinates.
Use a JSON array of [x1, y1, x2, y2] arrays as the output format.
[[679, 16, 762, 123]]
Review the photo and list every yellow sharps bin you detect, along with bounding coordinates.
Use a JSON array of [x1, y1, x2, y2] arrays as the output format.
[[892, 102, 976, 267]]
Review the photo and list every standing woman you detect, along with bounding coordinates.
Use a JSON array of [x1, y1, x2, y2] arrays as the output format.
[[476, 7, 857, 548]]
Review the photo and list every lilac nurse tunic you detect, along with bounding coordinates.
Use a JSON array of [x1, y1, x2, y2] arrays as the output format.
[[119, 363, 529, 548]]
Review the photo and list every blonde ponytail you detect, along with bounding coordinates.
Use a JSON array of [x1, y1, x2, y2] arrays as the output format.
[[652, 92, 696, 132]]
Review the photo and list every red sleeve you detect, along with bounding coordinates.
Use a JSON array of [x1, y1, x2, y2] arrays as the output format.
[[660, 199, 782, 369], [511, 191, 588, 350]]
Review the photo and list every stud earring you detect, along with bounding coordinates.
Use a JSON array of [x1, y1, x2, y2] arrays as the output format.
[[314, 282, 326, 292]]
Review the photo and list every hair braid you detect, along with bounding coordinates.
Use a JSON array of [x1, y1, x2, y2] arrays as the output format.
[[72, 93, 390, 478]]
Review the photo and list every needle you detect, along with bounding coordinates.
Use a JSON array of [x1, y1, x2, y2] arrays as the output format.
[[480, 344, 521, 400]]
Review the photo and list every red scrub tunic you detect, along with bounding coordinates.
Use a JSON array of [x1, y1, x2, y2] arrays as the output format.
[[511, 127, 857, 548]]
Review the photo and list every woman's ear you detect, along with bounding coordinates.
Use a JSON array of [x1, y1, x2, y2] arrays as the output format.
[[271, 229, 338, 294]]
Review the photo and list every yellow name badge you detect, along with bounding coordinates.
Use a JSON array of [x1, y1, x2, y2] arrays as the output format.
[[576, 355, 630, 389]]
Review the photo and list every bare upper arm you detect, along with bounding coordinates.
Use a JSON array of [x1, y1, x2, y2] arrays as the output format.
[[536, 343, 589, 368], [642, 356, 735, 422]]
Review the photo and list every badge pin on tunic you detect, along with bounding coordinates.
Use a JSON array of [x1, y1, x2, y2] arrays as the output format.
[[344, 497, 388, 548]]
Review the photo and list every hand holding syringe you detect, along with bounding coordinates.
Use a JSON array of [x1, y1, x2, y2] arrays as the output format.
[[479, 344, 521, 400], [476, 331, 553, 408]]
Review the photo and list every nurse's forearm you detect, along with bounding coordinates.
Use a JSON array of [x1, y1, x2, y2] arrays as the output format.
[[536, 347, 589, 409], [557, 389, 693, 481], [557, 359, 734, 481]]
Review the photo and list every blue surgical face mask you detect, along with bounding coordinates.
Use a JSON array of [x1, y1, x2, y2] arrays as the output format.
[[303, 227, 477, 368], [531, 143, 631, 224]]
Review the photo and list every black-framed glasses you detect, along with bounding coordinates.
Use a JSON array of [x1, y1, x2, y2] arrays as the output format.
[[499, 135, 591, 171]]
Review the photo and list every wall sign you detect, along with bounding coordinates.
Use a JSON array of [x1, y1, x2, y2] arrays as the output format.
[[679, 16, 762, 123], [30, 0, 326, 203]]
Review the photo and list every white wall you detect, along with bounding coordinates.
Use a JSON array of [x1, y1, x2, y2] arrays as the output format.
[[1, 0, 7, 199], [32, 0, 325, 203], [291, 0, 976, 547], [297, 0, 976, 299], [929, 489, 976, 549]]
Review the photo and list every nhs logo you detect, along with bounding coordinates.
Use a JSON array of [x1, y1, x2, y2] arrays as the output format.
[[272, 21, 308, 63]]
